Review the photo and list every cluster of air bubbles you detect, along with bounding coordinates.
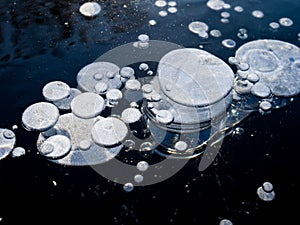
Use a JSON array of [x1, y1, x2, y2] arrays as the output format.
[[134, 34, 150, 49], [220, 11, 230, 18], [123, 139, 135, 151], [259, 101, 272, 115], [79, 2, 101, 17], [139, 63, 149, 71], [220, 11, 230, 23], [21, 60, 148, 166], [9, 34, 300, 199], [230, 39, 300, 114], [138, 62, 153, 77], [231, 127, 245, 138], [257, 182, 275, 201], [237, 28, 248, 40], [252, 10, 264, 19], [20, 47, 202, 170], [122, 160, 150, 190], [154, 0, 178, 18], [269, 18, 293, 30], [188, 21, 210, 39]]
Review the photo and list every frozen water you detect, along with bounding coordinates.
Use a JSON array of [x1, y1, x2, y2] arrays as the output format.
[[121, 108, 142, 124], [220, 18, 229, 24], [198, 31, 209, 39], [257, 186, 275, 201], [123, 182, 134, 192], [247, 73, 260, 83], [0, 129, 16, 160], [92, 117, 128, 146], [53, 88, 81, 111], [79, 140, 92, 150], [206, 0, 225, 11], [106, 89, 123, 101], [71, 93, 105, 119], [158, 48, 234, 107], [120, 67, 135, 79], [269, 22, 280, 29], [235, 39, 300, 97], [149, 20, 157, 26], [220, 12, 230, 18], [77, 62, 120, 93], [210, 29, 222, 38], [219, 219, 233, 225], [138, 34, 150, 43], [11, 147, 26, 158], [234, 6, 244, 13], [174, 141, 188, 151], [43, 81, 71, 102], [158, 10, 168, 17], [252, 10, 264, 18], [251, 83, 271, 98], [155, 0, 167, 8], [79, 2, 101, 17], [139, 63, 149, 71], [125, 80, 141, 91], [156, 110, 174, 124], [279, 17, 293, 27], [137, 161, 149, 171], [39, 135, 71, 159], [37, 113, 122, 166], [140, 142, 153, 152], [222, 39, 236, 48], [259, 101, 272, 111], [168, 7, 178, 14], [22, 102, 59, 131], [188, 21, 209, 34], [134, 174, 144, 183], [168, 1, 177, 7]]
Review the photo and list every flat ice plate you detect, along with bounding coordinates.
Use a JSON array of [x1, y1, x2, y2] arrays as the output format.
[[77, 61, 121, 93], [157, 48, 234, 107], [37, 113, 122, 166], [0, 129, 16, 160], [235, 39, 300, 97]]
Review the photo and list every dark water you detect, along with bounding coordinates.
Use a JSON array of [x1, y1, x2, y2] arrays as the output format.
[[0, 0, 299, 224]]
